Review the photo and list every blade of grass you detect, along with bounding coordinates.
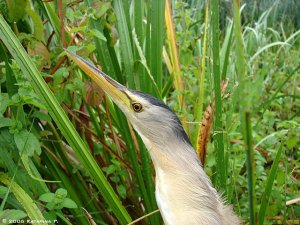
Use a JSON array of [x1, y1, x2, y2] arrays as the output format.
[[165, 0, 189, 134], [258, 144, 283, 225], [0, 173, 46, 222], [233, 1, 255, 224], [0, 15, 131, 225], [134, 0, 144, 46], [249, 41, 290, 62], [220, 21, 234, 81], [113, 0, 135, 88], [245, 112, 255, 225], [195, 0, 209, 150], [211, 0, 226, 190], [132, 29, 160, 97], [149, 0, 165, 93]]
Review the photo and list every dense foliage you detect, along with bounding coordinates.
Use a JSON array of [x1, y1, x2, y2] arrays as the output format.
[[0, 0, 299, 225]]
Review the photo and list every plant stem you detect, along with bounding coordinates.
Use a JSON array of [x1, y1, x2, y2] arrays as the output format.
[[211, 0, 226, 191]]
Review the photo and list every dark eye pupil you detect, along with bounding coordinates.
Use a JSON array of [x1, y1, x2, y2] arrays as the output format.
[[133, 103, 142, 112]]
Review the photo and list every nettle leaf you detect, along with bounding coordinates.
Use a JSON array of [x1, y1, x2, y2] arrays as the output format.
[[39, 193, 55, 203], [0, 118, 13, 128], [286, 136, 297, 148], [55, 188, 67, 199], [32, 111, 51, 122], [14, 130, 41, 156], [0, 94, 10, 114], [94, 2, 111, 19], [53, 67, 69, 86], [104, 165, 116, 176], [117, 185, 126, 199], [88, 29, 107, 42], [0, 209, 27, 221], [61, 198, 77, 209], [0, 185, 9, 197], [39, 189, 77, 210], [5, 0, 29, 22]]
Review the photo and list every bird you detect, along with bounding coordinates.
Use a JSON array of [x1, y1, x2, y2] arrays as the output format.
[[65, 50, 241, 225]]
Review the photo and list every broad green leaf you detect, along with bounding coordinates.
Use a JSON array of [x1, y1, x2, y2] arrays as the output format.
[[0, 118, 13, 128], [117, 185, 126, 199], [94, 2, 111, 19], [0, 209, 27, 221], [0, 186, 9, 197], [53, 67, 69, 86], [32, 111, 51, 122], [14, 130, 41, 156], [26, 8, 44, 41], [5, 0, 28, 22], [61, 198, 77, 209], [39, 193, 55, 203], [88, 29, 107, 42]]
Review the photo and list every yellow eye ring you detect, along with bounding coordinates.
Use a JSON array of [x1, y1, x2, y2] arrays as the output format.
[[132, 103, 143, 112]]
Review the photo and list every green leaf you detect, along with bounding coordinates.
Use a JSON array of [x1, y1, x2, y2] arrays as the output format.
[[0, 209, 27, 221], [53, 67, 69, 86], [39, 193, 55, 203], [61, 198, 77, 209], [0, 186, 9, 198], [94, 2, 111, 19], [104, 165, 116, 176], [55, 188, 67, 199], [5, 0, 28, 22], [0, 118, 13, 128], [40, 189, 77, 210], [26, 8, 44, 41], [286, 136, 297, 148], [88, 29, 107, 42], [117, 185, 126, 199], [14, 130, 41, 156], [32, 111, 51, 122], [113, 0, 134, 87]]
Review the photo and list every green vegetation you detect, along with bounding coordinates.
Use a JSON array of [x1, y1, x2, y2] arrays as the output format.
[[0, 0, 299, 225]]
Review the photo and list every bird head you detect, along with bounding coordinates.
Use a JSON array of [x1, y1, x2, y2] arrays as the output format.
[[65, 50, 191, 148]]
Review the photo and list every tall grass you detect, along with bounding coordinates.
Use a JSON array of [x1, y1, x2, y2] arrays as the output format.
[[0, 15, 131, 225], [0, 0, 299, 224], [233, 1, 255, 224], [211, 0, 226, 191]]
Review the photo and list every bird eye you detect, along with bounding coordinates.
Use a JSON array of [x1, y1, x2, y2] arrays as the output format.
[[132, 103, 143, 112]]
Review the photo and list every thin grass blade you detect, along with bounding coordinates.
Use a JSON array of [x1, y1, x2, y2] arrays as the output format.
[[211, 0, 226, 190], [195, 0, 209, 150], [258, 144, 283, 225], [0, 15, 131, 225]]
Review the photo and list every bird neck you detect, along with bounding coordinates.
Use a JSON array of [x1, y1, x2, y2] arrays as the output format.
[[140, 134, 201, 173]]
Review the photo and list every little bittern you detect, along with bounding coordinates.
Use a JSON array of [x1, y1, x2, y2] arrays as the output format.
[[66, 50, 240, 225]]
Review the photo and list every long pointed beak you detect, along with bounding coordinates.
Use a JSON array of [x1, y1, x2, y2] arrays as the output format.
[[65, 49, 129, 108]]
